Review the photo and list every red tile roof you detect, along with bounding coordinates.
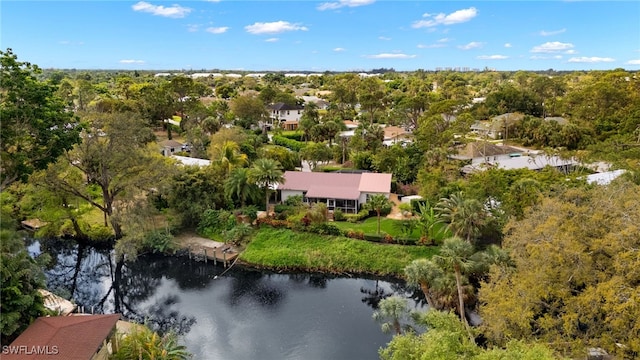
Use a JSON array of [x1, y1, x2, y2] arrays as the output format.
[[278, 171, 391, 199], [4, 314, 120, 360]]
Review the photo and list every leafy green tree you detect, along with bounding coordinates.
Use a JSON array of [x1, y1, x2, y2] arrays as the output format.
[[0, 48, 82, 190], [300, 142, 332, 171], [380, 310, 559, 360], [230, 94, 268, 129], [167, 164, 228, 227], [0, 223, 47, 344], [379, 310, 478, 360], [249, 158, 284, 211], [479, 182, 640, 358], [372, 296, 411, 335], [43, 112, 172, 239], [364, 194, 393, 235]]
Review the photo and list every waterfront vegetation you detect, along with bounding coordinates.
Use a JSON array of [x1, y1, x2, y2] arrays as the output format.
[[241, 227, 438, 276], [3, 47, 640, 358]]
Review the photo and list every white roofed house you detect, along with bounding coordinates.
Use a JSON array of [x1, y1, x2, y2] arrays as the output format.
[[277, 171, 392, 214], [268, 102, 305, 131]]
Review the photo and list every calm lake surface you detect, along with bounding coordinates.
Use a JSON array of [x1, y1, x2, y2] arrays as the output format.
[[31, 238, 425, 360]]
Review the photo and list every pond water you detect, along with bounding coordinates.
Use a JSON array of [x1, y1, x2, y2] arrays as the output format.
[[31, 238, 426, 360]]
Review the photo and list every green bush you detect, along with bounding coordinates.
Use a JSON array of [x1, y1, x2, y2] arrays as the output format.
[[308, 223, 342, 236], [280, 131, 304, 141], [274, 204, 294, 214], [363, 233, 385, 242], [333, 208, 346, 221], [273, 135, 306, 151], [143, 230, 176, 254], [197, 209, 235, 238]]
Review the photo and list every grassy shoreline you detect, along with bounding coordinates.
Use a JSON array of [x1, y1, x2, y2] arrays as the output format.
[[239, 227, 438, 277]]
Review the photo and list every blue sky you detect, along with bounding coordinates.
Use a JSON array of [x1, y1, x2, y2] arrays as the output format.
[[2, 1, 639, 71]]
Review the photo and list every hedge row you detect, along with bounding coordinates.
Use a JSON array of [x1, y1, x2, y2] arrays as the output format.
[[272, 135, 306, 151]]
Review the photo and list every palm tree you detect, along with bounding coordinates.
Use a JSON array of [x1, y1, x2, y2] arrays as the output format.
[[249, 158, 284, 212], [224, 167, 259, 207], [416, 201, 443, 244], [372, 296, 410, 335], [112, 325, 190, 360], [435, 191, 486, 243], [404, 259, 442, 310], [365, 194, 393, 235], [433, 237, 477, 337], [212, 140, 248, 173]]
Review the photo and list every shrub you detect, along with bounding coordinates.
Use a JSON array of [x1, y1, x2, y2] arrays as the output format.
[[332, 208, 346, 221], [308, 223, 342, 236], [240, 205, 260, 222], [363, 234, 385, 243], [284, 195, 303, 207], [280, 131, 304, 141], [274, 204, 294, 214], [273, 135, 306, 151], [224, 223, 253, 245], [344, 229, 365, 240], [198, 209, 235, 237], [143, 230, 176, 254]]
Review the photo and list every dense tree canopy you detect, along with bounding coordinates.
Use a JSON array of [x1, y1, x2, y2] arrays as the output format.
[[0, 49, 82, 190], [479, 180, 640, 358]]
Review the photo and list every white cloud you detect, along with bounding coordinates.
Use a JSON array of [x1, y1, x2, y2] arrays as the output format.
[[119, 59, 145, 64], [245, 21, 308, 34], [539, 28, 566, 36], [204, 0, 221, 2], [531, 41, 574, 53], [364, 53, 417, 59], [417, 43, 446, 49], [206, 26, 229, 34], [333, 47, 346, 52], [412, 7, 477, 28], [132, 1, 191, 18], [477, 54, 508, 60], [504, 43, 512, 48], [627, 59, 640, 65], [437, 38, 451, 43], [568, 56, 615, 63], [317, 0, 375, 11], [378, 36, 391, 41], [565, 49, 577, 54], [265, 38, 279, 42], [458, 41, 483, 50], [187, 24, 199, 32]]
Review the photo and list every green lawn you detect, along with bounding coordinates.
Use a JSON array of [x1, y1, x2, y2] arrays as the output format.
[[241, 227, 438, 276], [332, 217, 417, 237], [332, 217, 451, 242]]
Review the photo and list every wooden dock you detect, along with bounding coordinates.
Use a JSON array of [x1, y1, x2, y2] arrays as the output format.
[[176, 233, 239, 267]]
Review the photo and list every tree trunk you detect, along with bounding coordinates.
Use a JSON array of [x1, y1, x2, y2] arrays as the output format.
[[265, 189, 270, 213], [419, 281, 437, 310], [377, 210, 381, 234], [393, 319, 402, 335], [454, 265, 473, 340]]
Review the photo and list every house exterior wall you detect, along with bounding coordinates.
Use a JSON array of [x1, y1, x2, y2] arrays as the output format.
[[281, 190, 304, 203], [271, 109, 303, 123], [358, 192, 389, 205]]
